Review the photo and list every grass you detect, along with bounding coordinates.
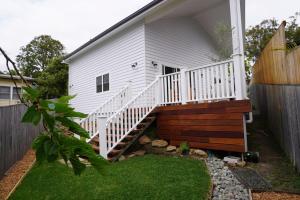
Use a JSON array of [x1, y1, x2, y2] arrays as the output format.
[[9, 155, 211, 200]]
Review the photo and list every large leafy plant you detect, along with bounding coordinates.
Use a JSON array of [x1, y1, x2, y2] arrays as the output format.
[[0, 47, 107, 175]]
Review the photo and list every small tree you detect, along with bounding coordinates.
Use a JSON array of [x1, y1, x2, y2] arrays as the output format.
[[0, 47, 107, 175]]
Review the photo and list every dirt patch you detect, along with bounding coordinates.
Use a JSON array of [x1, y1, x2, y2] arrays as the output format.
[[0, 149, 35, 200], [252, 192, 300, 200]]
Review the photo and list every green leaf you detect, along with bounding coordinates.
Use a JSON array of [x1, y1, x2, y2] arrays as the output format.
[[22, 106, 41, 125], [42, 111, 55, 131], [32, 134, 51, 150], [22, 87, 40, 99], [57, 95, 76, 104], [54, 102, 74, 113], [35, 146, 46, 164], [64, 111, 87, 118], [40, 100, 53, 110], [56, 117, 89, 138], [69, 154, 86, 175]]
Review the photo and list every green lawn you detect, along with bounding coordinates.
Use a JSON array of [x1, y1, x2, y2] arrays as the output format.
[[10, 155, 211, 200]]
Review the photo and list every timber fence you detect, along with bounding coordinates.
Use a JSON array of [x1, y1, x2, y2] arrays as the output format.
[[0, 104, 42, 178]]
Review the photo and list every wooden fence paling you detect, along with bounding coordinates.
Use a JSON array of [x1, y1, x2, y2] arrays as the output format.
[[0, 104, 42, 178], [251, 22, 300, 85], [250, 84, 300, 172]]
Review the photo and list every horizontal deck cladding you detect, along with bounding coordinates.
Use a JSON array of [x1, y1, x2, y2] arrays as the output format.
[[155, 100, 251, 152]]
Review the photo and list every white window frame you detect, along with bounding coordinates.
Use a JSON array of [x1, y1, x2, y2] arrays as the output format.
[[96, 73, 110, 93]]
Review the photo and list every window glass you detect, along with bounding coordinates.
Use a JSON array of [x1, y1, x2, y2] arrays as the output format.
[[0, 86, 10, 99], [103, 73, 109, 92], [96, 76, 103, 93], [13, 87, 22, 99]]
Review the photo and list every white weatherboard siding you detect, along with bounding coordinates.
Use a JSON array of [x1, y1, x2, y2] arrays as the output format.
[[145, 17, 219, 84], [68, 22, 146, 114]]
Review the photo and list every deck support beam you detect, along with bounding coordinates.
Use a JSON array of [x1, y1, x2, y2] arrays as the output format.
[[229, 0, 247, 100]]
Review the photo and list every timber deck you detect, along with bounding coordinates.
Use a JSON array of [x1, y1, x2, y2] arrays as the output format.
[[154, 100, 251, 152]]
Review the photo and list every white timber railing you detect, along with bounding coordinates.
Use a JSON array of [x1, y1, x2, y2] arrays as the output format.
[[80, 85, 131, 141], [96, 59, 237, 158], [186, 60, 235, 102], [99, 78, 159, 158]]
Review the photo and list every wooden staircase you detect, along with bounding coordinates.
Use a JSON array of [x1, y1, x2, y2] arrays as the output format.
[[90, 114, 156, 161]]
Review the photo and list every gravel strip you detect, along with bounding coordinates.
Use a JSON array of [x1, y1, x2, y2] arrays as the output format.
[[206, 156, 250, 200], [0, 149, 35, 200]]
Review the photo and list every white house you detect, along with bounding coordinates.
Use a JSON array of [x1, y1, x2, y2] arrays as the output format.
[[64, 0, 250, 160]]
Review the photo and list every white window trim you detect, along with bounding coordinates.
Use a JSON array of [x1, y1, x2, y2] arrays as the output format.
[[96, 73, 110, 94]]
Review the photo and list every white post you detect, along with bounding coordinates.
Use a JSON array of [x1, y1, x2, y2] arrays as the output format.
[[229, 0, 247, 100], [180, 69, 188, 104], [98, 116, 108, 159], [156, 77, 162, 105]]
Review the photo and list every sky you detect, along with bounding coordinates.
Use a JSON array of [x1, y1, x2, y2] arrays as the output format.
[[0, 0, 299, 71]]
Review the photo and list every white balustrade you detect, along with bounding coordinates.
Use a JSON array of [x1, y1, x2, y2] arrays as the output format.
[[80, 85, 130, 141], [101, 78, 159, 157], [186, 60, 235, 102]]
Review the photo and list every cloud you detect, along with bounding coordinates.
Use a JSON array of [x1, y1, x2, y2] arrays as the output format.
[[0, 0, 299, 71], [0, 0, 152, 71]]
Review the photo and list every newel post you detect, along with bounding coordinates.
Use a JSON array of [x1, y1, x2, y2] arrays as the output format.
[[229, 0, 247, 100], [180, 69, 188, 104], [98, 116, 107, 159]]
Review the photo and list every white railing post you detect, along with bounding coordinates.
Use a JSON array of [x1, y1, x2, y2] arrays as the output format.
[[98, 116, 107, 159], [180, 69, 188, 104], [156, 77, 162, 105], [230, 0, 247, 100]]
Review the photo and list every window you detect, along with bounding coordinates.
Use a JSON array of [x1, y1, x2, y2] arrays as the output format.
[[96, 73, 109, 93], [162, 65, 180, 75], [0, 86, 10, 99], [13, 87, 22, 99]]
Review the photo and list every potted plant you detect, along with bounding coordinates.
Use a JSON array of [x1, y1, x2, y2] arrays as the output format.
[[179, 142, 190, 156]]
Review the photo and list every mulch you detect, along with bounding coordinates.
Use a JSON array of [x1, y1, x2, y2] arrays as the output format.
[[252, 192, 300, 200], [0, 149, 35, 200]]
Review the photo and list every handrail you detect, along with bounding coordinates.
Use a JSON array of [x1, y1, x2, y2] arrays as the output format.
[[106, 78, 159, 124], [189, 59, 234, 71], [102, 78, 160, 156], [80, 84, 131, 140], [80, 84, 130, 124]]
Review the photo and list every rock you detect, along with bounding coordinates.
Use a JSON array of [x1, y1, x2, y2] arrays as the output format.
[[166, 145, 176, 152], [139, 135, 151, 144], [237, 161, 246, 167], [128, 154, 136, 158], [192, 149, 208, 158], [119, 155, 126, 161], [133, 150, 146, 156], [151, 139, 168, 148]]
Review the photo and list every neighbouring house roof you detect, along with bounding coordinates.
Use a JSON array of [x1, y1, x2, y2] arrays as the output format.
[[64, 0, 164, 61], [0, 74, 35, 81]]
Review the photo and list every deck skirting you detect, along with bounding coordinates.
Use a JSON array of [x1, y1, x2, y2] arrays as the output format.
[[155, 100, 251, 152]]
